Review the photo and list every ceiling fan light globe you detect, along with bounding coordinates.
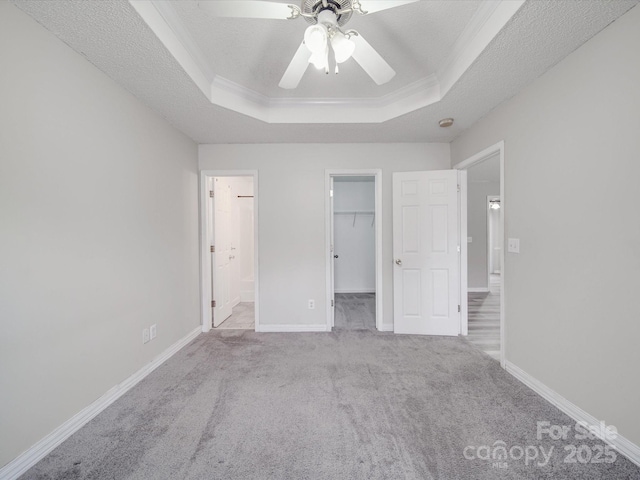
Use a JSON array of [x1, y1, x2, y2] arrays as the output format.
[[304, 24, 328, 54], [331, 32, 355, 63], [309, 48, 328, 70]]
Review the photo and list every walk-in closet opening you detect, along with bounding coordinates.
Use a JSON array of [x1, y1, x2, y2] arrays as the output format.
[[210, 176, 256, 330], [331, 175, 377, 331]]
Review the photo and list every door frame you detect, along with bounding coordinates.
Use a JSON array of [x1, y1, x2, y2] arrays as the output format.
[[325, 169, 383, 331], [200, 170, 259, 332], [454, 141, 506, 368]]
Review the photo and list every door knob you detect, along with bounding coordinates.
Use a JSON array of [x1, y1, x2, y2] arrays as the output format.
[[395, 259, 402, 265], [229, 255, 235, 260], [334, 255, 339, 259]]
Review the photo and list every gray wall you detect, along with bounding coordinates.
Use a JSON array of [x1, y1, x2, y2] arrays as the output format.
[[467, 181, 500, 289], [199, 143, 450, 330], [451, 5, 640, 447], [0, 2, 200, 467]]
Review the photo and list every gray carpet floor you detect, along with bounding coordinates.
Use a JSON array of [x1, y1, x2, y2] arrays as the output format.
[[22, 331, 640, 479], [334, 293, 376, 331]]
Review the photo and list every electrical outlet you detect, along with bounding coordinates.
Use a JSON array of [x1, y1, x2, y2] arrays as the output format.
[[150, 324, 157, 340], [142, 328, 150, 344], [308, 299, 315, 310]]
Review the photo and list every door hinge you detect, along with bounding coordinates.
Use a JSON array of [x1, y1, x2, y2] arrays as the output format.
[[331, 299, 334, 307], [209, 190, 214, 198], [458, 305, 461, 313], [457, 184, 461, 192], [211, 300, 216, 308], [210, 245, 215, 253]]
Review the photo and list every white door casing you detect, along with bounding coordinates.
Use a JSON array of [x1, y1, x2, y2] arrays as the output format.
[[453, 141, 505, 367], [213, 177, 233, 326], [200, 170, 259, 333], [393, 170, 460, 336], [325, 169, 382, 332]]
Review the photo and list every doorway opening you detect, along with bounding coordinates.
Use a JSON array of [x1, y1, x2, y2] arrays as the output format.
[[455, 143, 505, 366], [326, 170, 382, 332], [200, 171, 259, 332]]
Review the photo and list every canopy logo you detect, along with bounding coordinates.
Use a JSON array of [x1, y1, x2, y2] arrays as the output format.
[[463, 420, 618, 469]]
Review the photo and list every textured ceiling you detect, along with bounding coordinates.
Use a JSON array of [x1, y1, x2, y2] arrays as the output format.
[[171, 1, 481, 98], [11, 0, 639, 144]]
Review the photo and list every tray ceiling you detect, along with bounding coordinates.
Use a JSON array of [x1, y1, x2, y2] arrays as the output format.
[[11, 0, 639, 143]]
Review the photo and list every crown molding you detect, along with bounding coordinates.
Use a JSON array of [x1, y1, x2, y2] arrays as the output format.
[[132, 0, 524, 124], [151, 0, 216, 82], [129, 0, 211, 97], [438, 0, 526, 97]]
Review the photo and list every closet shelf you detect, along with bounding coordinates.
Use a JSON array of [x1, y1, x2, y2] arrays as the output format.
[[334, 210, 375, 227]]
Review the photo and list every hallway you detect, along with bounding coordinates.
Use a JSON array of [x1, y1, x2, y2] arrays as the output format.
[[467, 274, 500, 360]]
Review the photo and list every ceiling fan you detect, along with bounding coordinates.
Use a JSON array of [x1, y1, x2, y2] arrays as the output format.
[[198, 0, 419, 89]]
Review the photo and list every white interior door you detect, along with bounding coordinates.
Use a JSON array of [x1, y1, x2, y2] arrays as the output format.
[[330, 177, 336, 328], [393, 170, 460, 335], [213, 177, 233, 326]]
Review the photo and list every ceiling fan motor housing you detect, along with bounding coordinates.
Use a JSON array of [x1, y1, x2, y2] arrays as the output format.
[[302, 0, 353, 26]]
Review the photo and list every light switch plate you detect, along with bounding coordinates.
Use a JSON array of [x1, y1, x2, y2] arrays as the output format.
[[507, 238, 520, 253]]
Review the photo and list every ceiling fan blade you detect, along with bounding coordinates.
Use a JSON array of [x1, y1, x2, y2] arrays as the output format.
[[350, 34, 396, 85], [198, 1, 295, 19], [357, 0, 419, 15], [279, 41, 312, 89]]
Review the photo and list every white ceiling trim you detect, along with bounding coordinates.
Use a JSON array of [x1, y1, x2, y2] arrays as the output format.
[[130, 0, 525, 124], [438, 0, 525, 96], [151, 0, 216, 82], [210, 74, 441, 123], [129, 0, 212, 95]]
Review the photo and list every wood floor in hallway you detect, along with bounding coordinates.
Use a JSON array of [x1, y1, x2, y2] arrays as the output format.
[[467, 274, 500, 360], [215, 302, 255, 330]]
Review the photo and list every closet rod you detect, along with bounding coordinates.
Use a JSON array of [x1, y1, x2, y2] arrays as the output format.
[[237, 195, 254, 198]]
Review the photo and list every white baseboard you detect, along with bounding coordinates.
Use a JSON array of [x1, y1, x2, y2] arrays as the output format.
[[256, 324, 328, 333], [468, 287, 490, 293], [505, 361, 640, 468], [0, 326, 201, 480]]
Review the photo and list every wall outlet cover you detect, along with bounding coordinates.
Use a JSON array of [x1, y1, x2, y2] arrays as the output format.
[[142, 328, 150, 344], [308, 299, 315, 310]]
